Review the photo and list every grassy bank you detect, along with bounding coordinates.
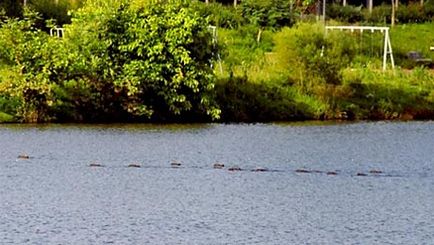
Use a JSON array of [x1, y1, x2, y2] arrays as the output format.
[[214, 22, 434, 122], [0, 111, 14, 122], [1, 1, 433, 123]]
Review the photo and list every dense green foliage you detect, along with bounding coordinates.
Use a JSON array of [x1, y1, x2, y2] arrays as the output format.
[[192, 2, 243, 28], [240, 0, 294, 28], [327, 2, 434, 24], [0, 0, 220, 122], [0, 0, 23, 18], [29, 0, 82, 28], [1, 1, 434, 123]]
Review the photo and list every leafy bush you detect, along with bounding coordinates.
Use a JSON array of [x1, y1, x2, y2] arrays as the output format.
[[0, 94, 19, 119], [192, 2, 243, 29], [215, 75, 320, 122], [0, 111, 14, 122], [363, 3, 434, 24], [274, 23, 356, 88], [397, 3, 431, 23], [29, 0, 82, 28], [327, 4, 363, 23], [241, 0, 294, 29], [218, 26, 273, 75], [0, 0, 221, 122], [425, 0, 434, 19], [0, 10, 62, 122], [362, 4, 390, 24], [0, 0, 23, 18]]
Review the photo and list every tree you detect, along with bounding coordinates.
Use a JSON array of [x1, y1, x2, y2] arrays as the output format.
[[0, 10, 61, 122], [0, 0, 221, 122], [0, 0, 23, 17], [241, 0, 293, 41]]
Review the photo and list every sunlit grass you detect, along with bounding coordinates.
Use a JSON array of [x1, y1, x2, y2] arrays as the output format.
[[0, 111, 14, 122]]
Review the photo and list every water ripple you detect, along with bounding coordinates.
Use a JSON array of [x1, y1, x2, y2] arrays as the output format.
[[1, 121, 434, 244]]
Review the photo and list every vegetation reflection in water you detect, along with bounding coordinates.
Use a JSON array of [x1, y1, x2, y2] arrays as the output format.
[[0, 123, 214, 132]]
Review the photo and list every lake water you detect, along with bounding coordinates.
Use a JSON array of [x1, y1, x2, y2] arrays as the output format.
[[1, 121, 433, 244]]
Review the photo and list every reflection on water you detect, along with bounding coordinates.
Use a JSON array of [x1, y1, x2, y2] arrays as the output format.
[[1, 121, 434, 244]]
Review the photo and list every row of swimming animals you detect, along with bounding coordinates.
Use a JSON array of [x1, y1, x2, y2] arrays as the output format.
[[17, 154, 384, 176]]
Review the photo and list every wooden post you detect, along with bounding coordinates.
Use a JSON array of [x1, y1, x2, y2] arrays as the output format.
[[343, 0, 347, 6], [234, 0, 237, 8], [23, 0, 27, 6]]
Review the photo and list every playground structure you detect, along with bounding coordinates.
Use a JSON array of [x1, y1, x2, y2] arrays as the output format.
[[325, 26, 395, 71], [50, 27, 64, 38]]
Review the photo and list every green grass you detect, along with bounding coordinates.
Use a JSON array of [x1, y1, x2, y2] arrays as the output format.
[[391, 22, 434, 66], [0, 111, 15, 123], [214, 22, 434, 121]]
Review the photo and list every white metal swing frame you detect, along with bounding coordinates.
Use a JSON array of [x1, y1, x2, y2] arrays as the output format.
[[325, 26, 395, 71]]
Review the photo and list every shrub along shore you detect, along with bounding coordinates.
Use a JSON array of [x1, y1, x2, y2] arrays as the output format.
[[1, 0, 434, 123]]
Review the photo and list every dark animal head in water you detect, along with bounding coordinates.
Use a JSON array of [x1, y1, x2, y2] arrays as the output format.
[[213, 163, 225, 169], [171, 161, 181, 167], [18, 154, 30, 159]]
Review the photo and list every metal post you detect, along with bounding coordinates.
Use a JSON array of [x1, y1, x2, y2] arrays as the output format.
[[386, 30, 395, 69], [383, 30, 388, 71]]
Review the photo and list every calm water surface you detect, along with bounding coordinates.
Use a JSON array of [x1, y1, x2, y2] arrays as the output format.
[[1, 121, 433, 244]]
